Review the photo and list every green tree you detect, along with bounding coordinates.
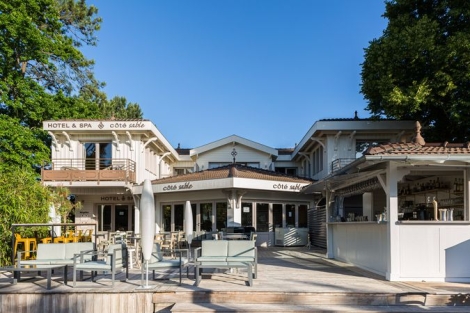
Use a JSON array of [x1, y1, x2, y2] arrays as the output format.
[[50, 185, 82, 224], [0, 169, 51, 265], [101, 96, 143, 119], [361, 0, 470, 142], [0, 0, 142, 173]]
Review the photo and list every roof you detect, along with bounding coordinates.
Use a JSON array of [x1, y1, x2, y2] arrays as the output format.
[[366, 142, 470, 156], [151, 164, 313, 184], [190, 135, 278, 159]]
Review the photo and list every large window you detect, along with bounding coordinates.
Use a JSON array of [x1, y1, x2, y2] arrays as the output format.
[[84, 142, 112, 170], [201, 203, 213, 231], [241, 202, 253, 226], [286, 204, 296, 227], [174, 204, 184, 231], [162, 205, 171, 232], [256, 203, 269, 232], [298, 204, 308, 228], [216, 202, 227, 230], [273, 203, 283, 229], [97, 204, 133, 231]]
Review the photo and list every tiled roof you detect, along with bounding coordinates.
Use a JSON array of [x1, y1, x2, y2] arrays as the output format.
[[151, 164, 313, 184], [366, 142, 470, 155]]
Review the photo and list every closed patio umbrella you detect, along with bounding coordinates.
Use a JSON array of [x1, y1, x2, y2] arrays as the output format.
[[139, 179, 155, 288], [184, 201, 193, 259]]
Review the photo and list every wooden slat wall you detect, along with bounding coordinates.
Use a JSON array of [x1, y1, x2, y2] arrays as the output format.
[[0, 293, 154, 313]]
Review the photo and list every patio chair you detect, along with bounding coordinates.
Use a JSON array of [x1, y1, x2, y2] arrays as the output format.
[[145, 242, 189, 285], [80, 229, 93, 242], [72, 243, 126, 287]]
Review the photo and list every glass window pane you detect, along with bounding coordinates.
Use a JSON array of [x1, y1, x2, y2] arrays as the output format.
[[216, 202, 227, 231], [191, 203, 197, 231], [98, 204, 112, 231], [115, 205, 128, 231], [201, 203, 213, 231], [85, 143, 96, 170], [241, 202, 253, 227], [273, 204, 283, 229], [256, 203, 269, 232], [286, 204, 295, 227], [298, 204, 308, 228], [174, 204, 184, 231], [162, 205, 171, 232]]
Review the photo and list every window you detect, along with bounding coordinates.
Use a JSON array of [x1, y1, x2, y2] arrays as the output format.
[[273, 204, 283, 229], [275, 167, 298, 176], [313, 146, 324, 175], [174, 168, 193, 175], [241, 202, 253, 226], [201, 203, 213, 231], [256, 203, 269, 232], [162, 205, 171, 232], [84, 142, 112, 169], [298, 204, 308, 228], [216, 202, 227, 231], [174, 204, 184, 231], [286, 204, 296, 227]]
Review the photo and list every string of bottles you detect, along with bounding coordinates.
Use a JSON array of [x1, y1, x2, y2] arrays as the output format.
[[399, 177, 447, 195]]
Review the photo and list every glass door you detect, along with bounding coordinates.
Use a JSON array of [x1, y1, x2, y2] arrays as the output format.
[[115, 205, 129, 231], [98, 204, 133, 231]]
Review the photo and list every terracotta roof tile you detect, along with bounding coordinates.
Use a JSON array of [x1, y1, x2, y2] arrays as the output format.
[[151, 164, 313, 184], [365, 142, 470, 156]]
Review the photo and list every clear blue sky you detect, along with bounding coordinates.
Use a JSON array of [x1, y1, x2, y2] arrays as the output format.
[[83, 0, 388, 149]]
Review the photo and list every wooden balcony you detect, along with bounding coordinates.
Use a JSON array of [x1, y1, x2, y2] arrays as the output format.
[[41, 158, 136, 184]]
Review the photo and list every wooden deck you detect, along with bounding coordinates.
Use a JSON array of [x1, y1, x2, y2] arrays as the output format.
[[2, 247, 470, 312]]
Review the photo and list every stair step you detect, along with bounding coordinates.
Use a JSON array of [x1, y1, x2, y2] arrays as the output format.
[[160, 303, 470, 313], [154, 291, 427, 306], [153, 291, 470, 308]]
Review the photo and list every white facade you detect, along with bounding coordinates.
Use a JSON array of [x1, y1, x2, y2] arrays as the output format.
[[42, 118, 417, 250]]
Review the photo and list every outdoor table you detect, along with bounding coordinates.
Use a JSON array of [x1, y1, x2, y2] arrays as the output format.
[[0, 264, 68, 290]]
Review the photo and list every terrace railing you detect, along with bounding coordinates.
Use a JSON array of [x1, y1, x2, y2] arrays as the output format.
[[41, 158, 136, 184]]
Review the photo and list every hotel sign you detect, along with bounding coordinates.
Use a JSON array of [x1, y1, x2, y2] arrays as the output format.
[[44, 121, 151, 130], [155, 179, 307, 193]]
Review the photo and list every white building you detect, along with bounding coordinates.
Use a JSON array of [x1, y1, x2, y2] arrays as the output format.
[[42, 117, 417, 249]]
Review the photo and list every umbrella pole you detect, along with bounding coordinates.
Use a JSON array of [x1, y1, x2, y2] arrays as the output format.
[[145, 260, 149, 287]]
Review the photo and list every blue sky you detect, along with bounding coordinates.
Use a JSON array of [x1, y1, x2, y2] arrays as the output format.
[[83, 1, 388, 148]]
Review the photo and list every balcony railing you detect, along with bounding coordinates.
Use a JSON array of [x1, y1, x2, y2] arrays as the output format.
[[41, 158, 136, 184], [331, 158, 356, 173]]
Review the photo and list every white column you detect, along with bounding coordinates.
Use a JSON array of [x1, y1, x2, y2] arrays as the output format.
[[386, 162, 408, 281], [326, 189, 335, 258]]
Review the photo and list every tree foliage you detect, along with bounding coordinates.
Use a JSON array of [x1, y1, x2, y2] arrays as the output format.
[[0, 169, 51, 265], [0, 0, 142, 173], [102, 96, 143, 119], [361, 0, 470, 142]]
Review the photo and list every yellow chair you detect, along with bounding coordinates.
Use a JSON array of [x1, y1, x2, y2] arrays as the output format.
[[81, 229, 93, 242], [14, 233, 37, 259]]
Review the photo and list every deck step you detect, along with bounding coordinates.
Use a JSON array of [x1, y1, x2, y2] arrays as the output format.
[[153, 291, 470, 312], [161, 303, 470, 313]]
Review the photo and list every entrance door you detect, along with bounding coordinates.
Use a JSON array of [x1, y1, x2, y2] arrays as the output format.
[[115, 204, 129, 231], [98, 204, 133, 231]]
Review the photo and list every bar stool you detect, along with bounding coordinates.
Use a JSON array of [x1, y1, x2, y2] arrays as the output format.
[[14, 233, 37, 259], [127, 246, 138, 269]]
